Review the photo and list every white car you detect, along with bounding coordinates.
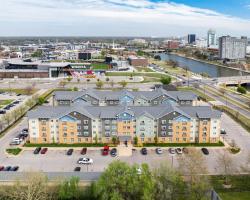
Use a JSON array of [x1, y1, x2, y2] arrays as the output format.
[[13, 138, 22, 142], [78, 158, 93, 165]]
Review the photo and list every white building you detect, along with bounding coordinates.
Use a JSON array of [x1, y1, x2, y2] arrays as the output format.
[[207, 29, 217, 48], [219, 36, 247, 60]]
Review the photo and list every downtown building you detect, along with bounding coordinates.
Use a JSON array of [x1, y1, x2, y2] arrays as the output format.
[[219, 36, 247, 60], [27, 89, 221, 145]]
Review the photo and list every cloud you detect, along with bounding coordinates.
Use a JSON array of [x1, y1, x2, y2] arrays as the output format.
[[0, 0, 250, 36]]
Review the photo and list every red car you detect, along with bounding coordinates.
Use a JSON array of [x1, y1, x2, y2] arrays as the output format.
[[81, 148, 87, 155], [40, 148, 48, 154], [0, 166, 4, 171], [102, 146, 109, 156]]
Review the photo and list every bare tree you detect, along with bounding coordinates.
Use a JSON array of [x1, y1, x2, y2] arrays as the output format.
[[25, 86, 34, 95], [109, 80, 115, 88], [178, 149, 210, 200], [3, 112, 12, 126], [2, 172, 52, 200], [216, 151, 235, 185]]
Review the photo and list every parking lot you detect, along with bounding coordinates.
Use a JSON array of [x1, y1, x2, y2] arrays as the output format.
[[0, 113, 249, 174]]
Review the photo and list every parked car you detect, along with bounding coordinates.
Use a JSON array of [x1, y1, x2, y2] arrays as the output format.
[[182, 147, 189, 154], [201, 148, 209, 155], [10, 166, 19, 171], [220, 129, 226, 135], [102, 146, 109, 156], [3, 166, 11, 171], [0, 110, 6, 114], [74, 167, 81, 172], [110, 148, 117, 157], [13, 137, 23, 142], [22, 128, 28, 133], [78, 158, 93, 165], [81, 148, 87, 155], [40, 148, 48, 154], [67, 149, 74, 156], [141, 148, 147, 155], [168, 148, 175, 154], [176, 148, 183, 154], [0, 166, 4, 171], [9, 140, 21, 146], [34, 147, 41, 154], [156, 148, 163, 154]]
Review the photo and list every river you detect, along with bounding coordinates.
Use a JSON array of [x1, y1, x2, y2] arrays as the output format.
[[159, 53, 250, 78]]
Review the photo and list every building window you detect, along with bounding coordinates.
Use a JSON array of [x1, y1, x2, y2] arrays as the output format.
[[161, 126, 167, 130], [71, 138, 74, 143], [83, 132, 89, 136], [83, 120, 88, 124], [78, 138, 81, 143], [84, 126, 88, 130], [161, 120, 166, 124], [64, 138, 67, 143], [154, 101, 158, 105]]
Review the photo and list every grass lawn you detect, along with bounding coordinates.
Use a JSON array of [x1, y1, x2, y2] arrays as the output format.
[[0, 99, 13, 106], [106, 72, 171, 79], [6, 148, 22, 155], [135, 67, 154, 72], [219, 192, 250, 200], [92, 63, 109, 70], [0, 88, 37, 95]]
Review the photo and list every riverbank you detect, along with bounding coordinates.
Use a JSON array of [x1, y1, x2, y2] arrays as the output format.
[[170, 52, 250, 74]]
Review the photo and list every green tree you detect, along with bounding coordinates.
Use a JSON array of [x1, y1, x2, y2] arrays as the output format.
[[237, 86, 247, 94], [160, 77, 171, 85], [38, 97, 45, 105], [111, 136, 117, 145], [67, 77, 73, 82], [134, 136, 138, 145], [96, 80, 104, 89], [72, 87, 78, 91], [94, 161, 155, 200], [153, 163, 186, 200], [119, 80, 127, 88], [58, 177, 81, 200], [31, 50, 43, 58]]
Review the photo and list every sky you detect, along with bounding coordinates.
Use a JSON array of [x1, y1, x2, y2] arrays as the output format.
[[0, 0, 250, 37]]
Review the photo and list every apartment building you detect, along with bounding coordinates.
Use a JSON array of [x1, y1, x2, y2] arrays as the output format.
[[53, 89, 198, 107], [27, 98, 221, 145]]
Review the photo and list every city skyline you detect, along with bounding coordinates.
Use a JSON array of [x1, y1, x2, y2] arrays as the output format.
[[0, 0, 250, 37]]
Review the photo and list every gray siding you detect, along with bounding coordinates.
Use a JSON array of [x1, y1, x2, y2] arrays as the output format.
[[158, 112, 181, 137]]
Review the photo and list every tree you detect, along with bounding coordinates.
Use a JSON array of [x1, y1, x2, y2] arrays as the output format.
[[11, 110, 19, 121], [25, 86, 34, 95], [3, 112, 12, 126], [237, 86, 247, 94], [38, 97, 45, 105], [153, 162, 186, 200], [67, 77, 73, 82], [58, 177, 81, 200], [94, 161, 155, 200], [134, 136, 138, 145], [2, 172, 52, 200], [72, 87, 78, 91], [216, 151, 235, 185], [178, 149, 210, 200], [109, 80, 115, 88], [25, 98, 36, 108], [59, 81, 66, 88], [111, 136, 117, 145], [160, 77, 171, 85], [96, 80, 104, 89], [119, 80, 127, 88]]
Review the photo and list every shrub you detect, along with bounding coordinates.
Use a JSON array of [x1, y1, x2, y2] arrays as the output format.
[[237, 86, 247, 94]]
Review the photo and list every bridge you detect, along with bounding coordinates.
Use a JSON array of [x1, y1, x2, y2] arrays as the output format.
[[216, 75, 250, 85], [143, 49, 166, 53]]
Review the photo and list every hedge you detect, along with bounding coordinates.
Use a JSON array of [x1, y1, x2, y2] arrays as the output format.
[[141, 141, 224, 147], [24, 143, 116, 148]]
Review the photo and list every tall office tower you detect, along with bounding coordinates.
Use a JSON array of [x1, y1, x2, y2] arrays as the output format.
[[207, 29, 217, 48], [219, 36, 247, 60], [188, 34, 196, 44]]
